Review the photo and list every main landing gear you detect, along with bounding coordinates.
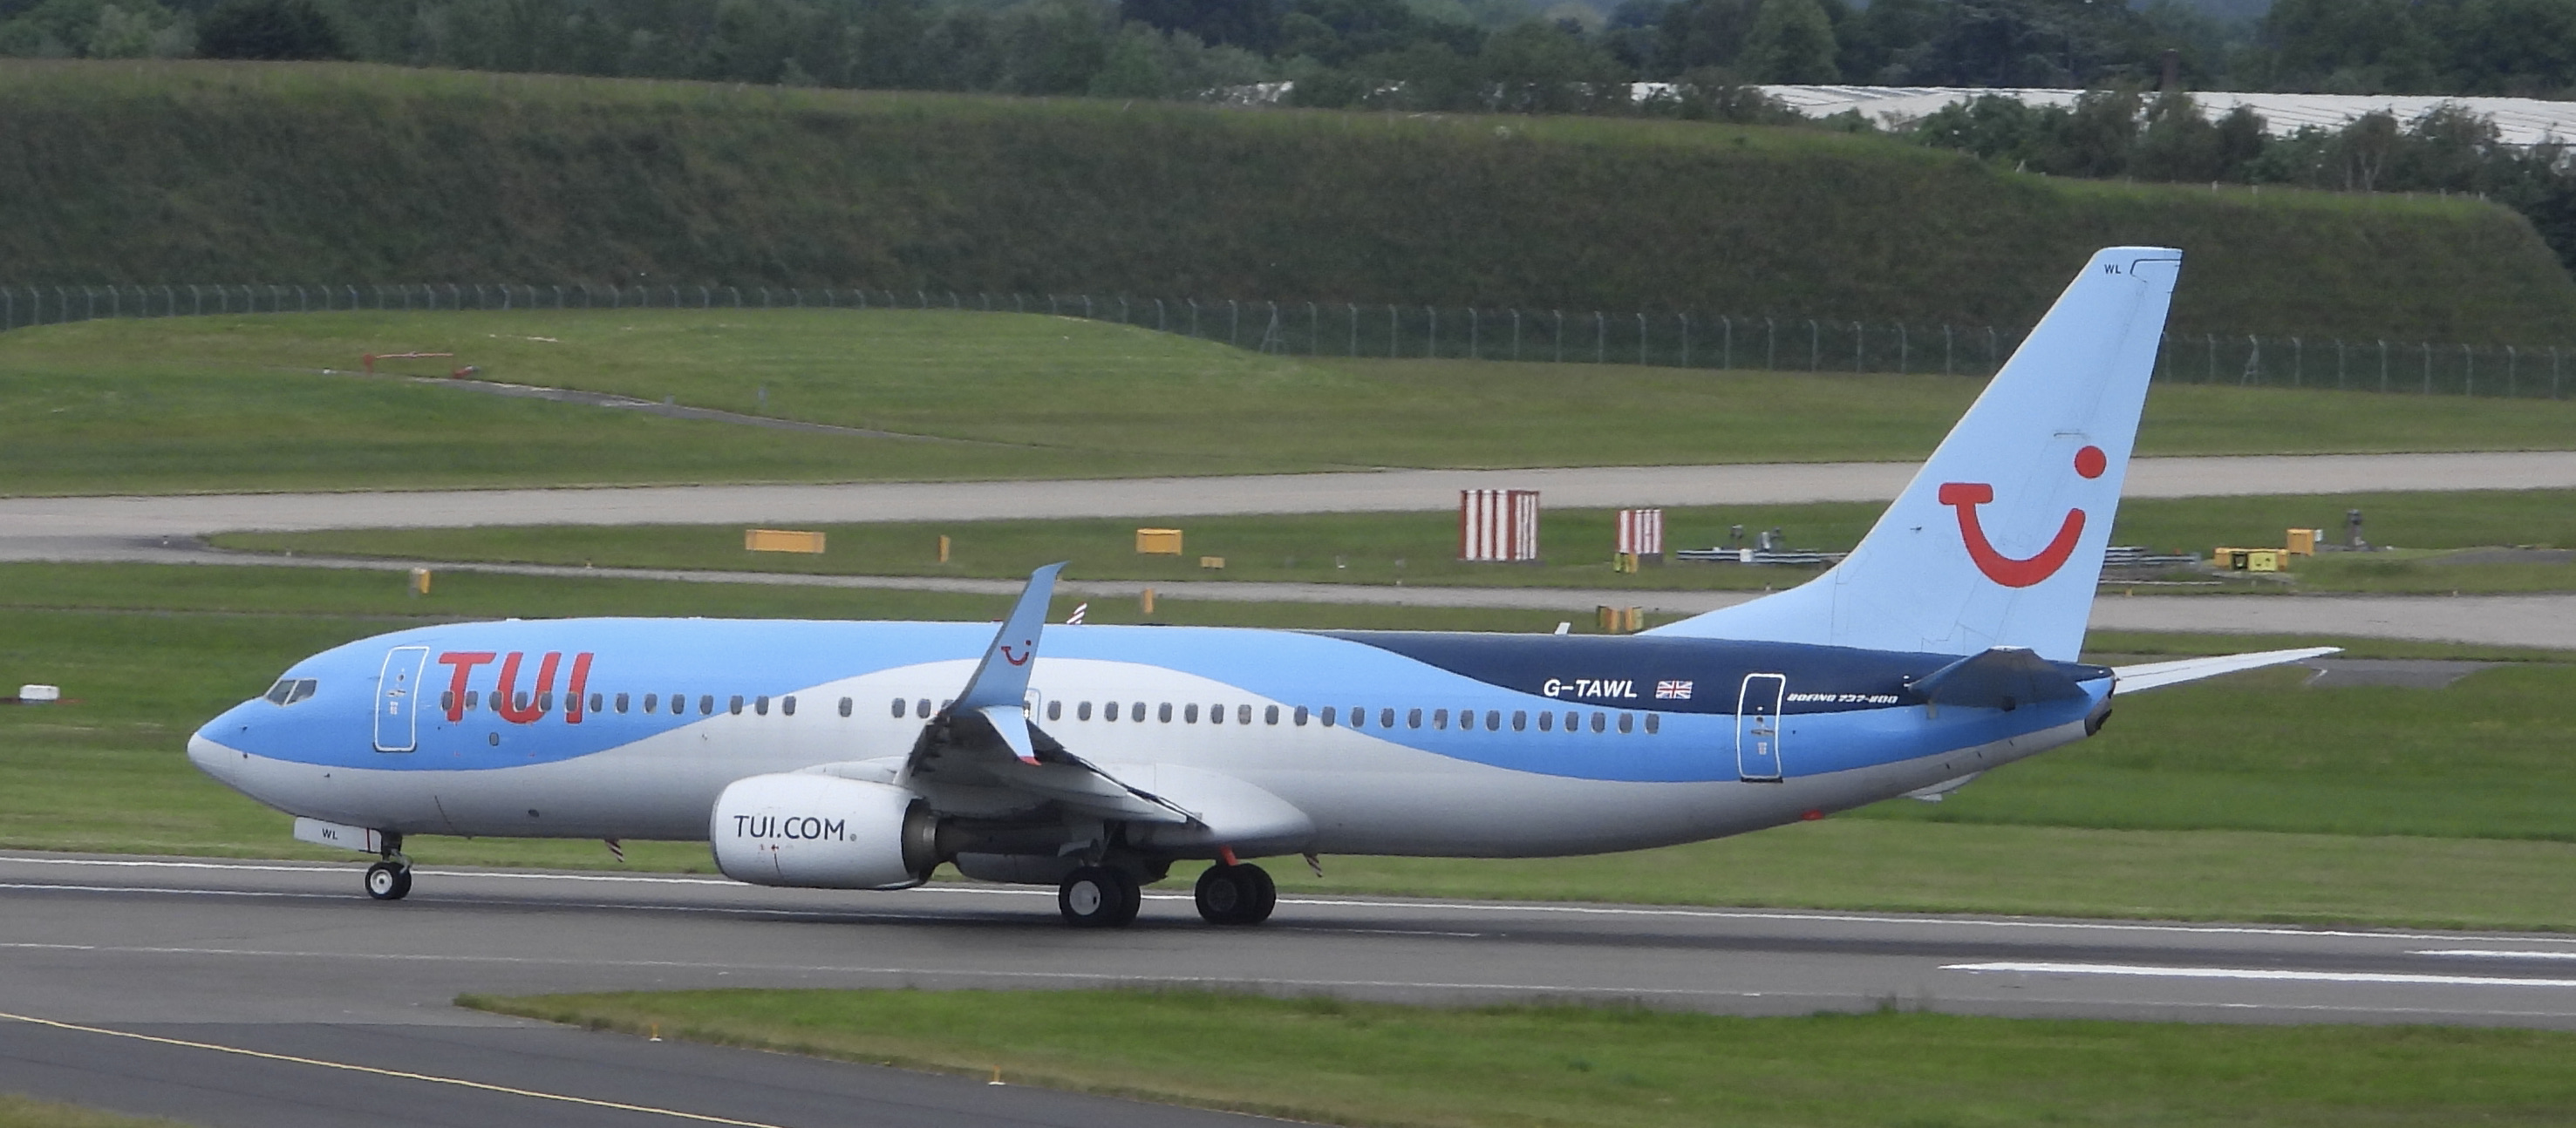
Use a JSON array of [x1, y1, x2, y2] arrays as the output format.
[[1053, 860, 1278, 928], [365, 835, 412, 901], [1194, 862, 1276, 926], [1057, 865, 1141, 928]]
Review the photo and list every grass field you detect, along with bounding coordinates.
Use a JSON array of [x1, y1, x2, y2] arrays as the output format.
[[1, 561, 2569, 928], [219, 487, 2576, 596], [11, 311, 2576, 496], [6, 61, 2571, 343], [467, 989, 2576, 1128], [0, 1095, 181, 1128]]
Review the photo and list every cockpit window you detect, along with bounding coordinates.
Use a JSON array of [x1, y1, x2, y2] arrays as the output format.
[[263, 677, 318, 706]]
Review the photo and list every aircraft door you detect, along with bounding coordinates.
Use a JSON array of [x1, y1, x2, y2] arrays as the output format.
[[373, 646, 430, 752], [1735, 673, 1786, 781]]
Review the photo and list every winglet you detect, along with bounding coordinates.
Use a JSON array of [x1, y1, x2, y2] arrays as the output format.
[[953, 563, 1065, 764]]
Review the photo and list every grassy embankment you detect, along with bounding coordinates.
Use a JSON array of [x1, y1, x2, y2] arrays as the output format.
[[225, 487, 2576, 595], [0, 1096, 182, 1128], [2, 562, 2569, 929], [467, 989, 2576, 1128], [10, 310, 2576, 495], [4, 61, 2571, 343]]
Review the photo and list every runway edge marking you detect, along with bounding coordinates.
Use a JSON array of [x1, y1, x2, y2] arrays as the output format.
[[0, 1009, 797, 1128]]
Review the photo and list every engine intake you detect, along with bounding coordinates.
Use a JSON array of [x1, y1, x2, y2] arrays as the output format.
[[710, 774, 937, 889]]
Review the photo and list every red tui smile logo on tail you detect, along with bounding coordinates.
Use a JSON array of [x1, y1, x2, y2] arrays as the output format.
[[1939, 445, 2107, 588]]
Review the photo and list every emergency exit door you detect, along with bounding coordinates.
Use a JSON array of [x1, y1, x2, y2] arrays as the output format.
[[1736, 673, 1786, 781], [374, 646, 429, 752]]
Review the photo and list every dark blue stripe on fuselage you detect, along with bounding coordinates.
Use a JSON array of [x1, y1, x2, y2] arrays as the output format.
[[1311, 630, 2109, 714]]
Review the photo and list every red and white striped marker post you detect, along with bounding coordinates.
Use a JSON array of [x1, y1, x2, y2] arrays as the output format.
[[1460, 490, 1540, 562]]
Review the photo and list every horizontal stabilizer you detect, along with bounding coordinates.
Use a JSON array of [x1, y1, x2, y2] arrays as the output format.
[[2112, 647, 2339, 694], [1908, 647, 2093, 710]]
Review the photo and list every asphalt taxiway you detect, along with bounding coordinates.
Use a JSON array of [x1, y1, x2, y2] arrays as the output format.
[[6, 853, 2576, 1125]]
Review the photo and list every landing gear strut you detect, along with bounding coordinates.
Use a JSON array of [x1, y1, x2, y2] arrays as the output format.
[[365, 834, 412, 901], [1058, 865, 1140, 928], [1194, 862, 1275, 926]]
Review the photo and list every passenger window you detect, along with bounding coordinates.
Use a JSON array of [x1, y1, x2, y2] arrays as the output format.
[[515, 692, 530, 712], [1380, 708, 1394, 728], [1208, 702, 1223, 725], [890, 698, 906, 717], [1619, 713, 1633, 733], [1407, 708, 1422, 729], [729, 696, 746, 716], [644, 693, 657, 713], [589, 693, 603, 714], [615, 693, 630, 714], [839, 697, 853, 717], [467, 690, 480, 710], [1512, 710, 1527, 731], [1433, 709, 1448, 730], [1321, 706, 1337, 727], [699, 695, 714, 715], [1346, 707, 1363, 730], [782, 697, 796, 717], [1645, 714, 1659, 735], [1591, 711, 1605, 732], [1486, 710, 1501, 730], [1293, 706, 1309, 726], [1184, 703, 1199, 723], [1564, 711, 1579, 731], [539, 691, 555, 712], [1047, 700, 1061, 721], [1108, 703, 1123, 722], [440, 690, 454, 712], [1238, 704, 1252, 724], [1159, 703, 1173, 723], [1079, 701, 1094, 721], [1264, 704, 1279, 724], [1457, 710, 1475, 731], [916, 698, 931, 718], [1538, 710, 1552, 731], [754, 696, 769, 716]]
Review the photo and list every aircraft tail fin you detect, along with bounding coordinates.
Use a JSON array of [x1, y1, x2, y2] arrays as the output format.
[[1646, 248, 2182, 661]]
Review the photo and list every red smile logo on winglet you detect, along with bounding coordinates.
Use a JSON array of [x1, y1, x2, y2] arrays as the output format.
[[1939, 445, 2107, 588]]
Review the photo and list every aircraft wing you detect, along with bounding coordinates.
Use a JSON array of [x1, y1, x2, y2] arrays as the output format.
[[2111, 647, 2339, 694], [896, 565, 1201, 827]]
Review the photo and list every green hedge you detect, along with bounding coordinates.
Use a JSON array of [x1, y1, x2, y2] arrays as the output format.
[[3, 60, 2571, 342]]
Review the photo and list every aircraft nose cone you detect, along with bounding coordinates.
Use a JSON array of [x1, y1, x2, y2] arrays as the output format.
[[187, 715, 248, 785]]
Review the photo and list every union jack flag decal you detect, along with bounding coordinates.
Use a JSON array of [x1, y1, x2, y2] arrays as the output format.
[[1655, 680, 1693, 700]]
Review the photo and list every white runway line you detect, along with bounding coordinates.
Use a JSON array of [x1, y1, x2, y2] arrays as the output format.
[[1945, 962, 2576, 989], [2414, 950, 2576, 961], [10, 853, 2576, 946]]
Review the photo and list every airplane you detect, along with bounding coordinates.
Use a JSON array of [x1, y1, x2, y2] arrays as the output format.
[[189, 246, 2331, 928]]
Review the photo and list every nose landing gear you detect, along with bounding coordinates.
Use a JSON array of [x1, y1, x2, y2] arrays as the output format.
[[1194, 862, 1276, 926], [364, 834, 412, 900]]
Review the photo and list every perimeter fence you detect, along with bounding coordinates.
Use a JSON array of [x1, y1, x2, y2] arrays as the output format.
[[3, 282, 2567, 399]]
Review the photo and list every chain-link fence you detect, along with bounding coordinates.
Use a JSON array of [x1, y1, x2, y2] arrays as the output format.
[[4, 282, 2568, 398]]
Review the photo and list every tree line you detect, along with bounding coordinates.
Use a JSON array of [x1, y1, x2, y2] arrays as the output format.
[[3, 0, 2574, 268], [4, 0, 2573, 100]]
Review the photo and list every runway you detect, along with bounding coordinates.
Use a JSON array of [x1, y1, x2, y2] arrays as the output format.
[[5, 853, 2575, 1125], [3, 451, 2573, 542]]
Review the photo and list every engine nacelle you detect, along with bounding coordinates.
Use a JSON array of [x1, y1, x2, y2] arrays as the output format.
[[710, 774, 937, 890]]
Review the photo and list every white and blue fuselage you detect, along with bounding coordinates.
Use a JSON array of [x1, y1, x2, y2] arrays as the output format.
[[190, 619, 2110, 858]]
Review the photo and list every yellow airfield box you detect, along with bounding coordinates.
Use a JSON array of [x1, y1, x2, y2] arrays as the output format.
[[1136, 528, 1183, 554], [2286, 528, 2320, 555], [2215, 547, 2285, 572], [745, 529, 828, 554]]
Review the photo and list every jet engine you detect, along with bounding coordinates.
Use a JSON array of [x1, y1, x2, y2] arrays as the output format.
[[709, 774, 938, 889]]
